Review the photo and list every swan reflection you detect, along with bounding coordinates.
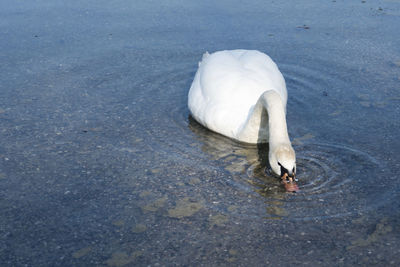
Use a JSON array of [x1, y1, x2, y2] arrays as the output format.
[[188, 116, 289, 219]]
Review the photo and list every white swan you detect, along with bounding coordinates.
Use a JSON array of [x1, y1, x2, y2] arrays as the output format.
[[188, 50, 297, 188]]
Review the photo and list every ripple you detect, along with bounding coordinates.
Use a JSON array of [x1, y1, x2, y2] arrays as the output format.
[[281, 61, 349, 116], [246, 142, 395, 220], [295, 143, 366, 194], [138, 64, 197, 156], [128, 56, 398, 222]]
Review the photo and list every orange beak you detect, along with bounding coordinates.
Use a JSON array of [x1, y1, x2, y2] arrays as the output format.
[[281, 173, 299, 192]]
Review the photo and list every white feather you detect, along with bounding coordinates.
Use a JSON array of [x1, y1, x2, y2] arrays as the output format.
[[188, 49, 296, 176]]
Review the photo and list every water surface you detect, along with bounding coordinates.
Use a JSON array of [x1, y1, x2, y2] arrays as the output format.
[[1, 0, 400, 266]]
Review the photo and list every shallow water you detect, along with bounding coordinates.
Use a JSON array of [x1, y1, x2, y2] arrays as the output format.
[[1, 0, 400, 266]]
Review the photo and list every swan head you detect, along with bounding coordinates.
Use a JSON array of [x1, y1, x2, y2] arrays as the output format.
[[269, 144, 298, 191]]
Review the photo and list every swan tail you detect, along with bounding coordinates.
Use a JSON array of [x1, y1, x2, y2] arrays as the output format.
[[199, 51, 210, 67]]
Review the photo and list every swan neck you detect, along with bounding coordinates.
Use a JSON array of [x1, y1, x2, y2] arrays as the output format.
[[236, 90, 290, 144], [261, 91, 290, 146]]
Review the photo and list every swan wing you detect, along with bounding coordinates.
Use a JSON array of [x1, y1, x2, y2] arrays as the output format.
[[188, 50, 287, 141]]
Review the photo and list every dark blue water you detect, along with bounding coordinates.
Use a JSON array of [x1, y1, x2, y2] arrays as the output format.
[[1, 0, 400, 266]]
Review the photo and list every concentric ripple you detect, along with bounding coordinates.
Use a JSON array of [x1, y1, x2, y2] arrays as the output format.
[[122, 54, 398, 222], [245, 142, 396, 220]]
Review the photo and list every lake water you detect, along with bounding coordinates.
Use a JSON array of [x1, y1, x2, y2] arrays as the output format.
[[1, 0, 400, 266]]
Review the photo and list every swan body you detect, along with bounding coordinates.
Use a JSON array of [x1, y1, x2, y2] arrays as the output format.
[[188, 50, 296, 179]]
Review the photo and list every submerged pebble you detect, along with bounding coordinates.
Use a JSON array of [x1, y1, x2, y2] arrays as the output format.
[[105, 251, 143, 267], [168, 198, 203, 218], [132, 224, 147, 233], [141, 196, 168, 212], [72, 247, 92, 259], [209, 214, 229, 227]]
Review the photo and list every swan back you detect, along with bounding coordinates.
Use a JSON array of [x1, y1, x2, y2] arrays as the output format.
[[188, 50, 287, 143]]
